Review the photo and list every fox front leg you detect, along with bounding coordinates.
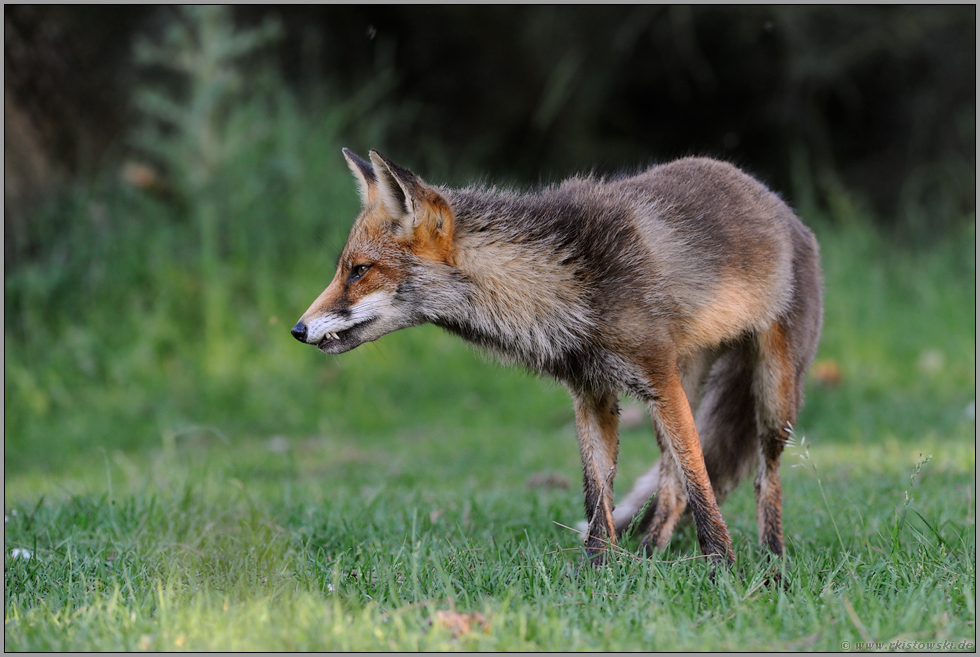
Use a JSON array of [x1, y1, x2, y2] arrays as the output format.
[[571, 387, 621, 565]]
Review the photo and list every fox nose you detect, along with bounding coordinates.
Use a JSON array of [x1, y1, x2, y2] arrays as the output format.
[[290, 321, 308, 343]]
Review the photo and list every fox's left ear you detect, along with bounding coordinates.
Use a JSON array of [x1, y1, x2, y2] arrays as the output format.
[[369, 151, 455, 259], [343, 148, 378, 205]]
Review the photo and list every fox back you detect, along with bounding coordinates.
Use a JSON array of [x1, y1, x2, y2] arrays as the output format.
[[292, 150, 823, 566]]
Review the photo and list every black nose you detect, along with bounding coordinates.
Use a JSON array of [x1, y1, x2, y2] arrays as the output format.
[[290, 321, 308, 343]]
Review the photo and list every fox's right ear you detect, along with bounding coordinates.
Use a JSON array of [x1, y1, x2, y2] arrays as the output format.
[[343, 148, 377, 205]]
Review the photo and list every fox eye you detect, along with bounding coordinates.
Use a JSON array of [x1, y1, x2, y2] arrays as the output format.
[[349, 264, 371, 282]]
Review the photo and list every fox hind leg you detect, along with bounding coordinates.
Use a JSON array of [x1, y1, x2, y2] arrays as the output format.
[[610, 459, 660, 538], [752, 322, 804, 557], [638, 455, 687, 554]]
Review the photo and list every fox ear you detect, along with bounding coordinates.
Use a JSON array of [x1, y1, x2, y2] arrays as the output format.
[[369, 150, 455, 260], [368, 150, 420, 220], [343, 148, 377, 205]]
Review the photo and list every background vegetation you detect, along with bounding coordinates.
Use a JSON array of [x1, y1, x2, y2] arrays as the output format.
[[4, 6, 975, 651]]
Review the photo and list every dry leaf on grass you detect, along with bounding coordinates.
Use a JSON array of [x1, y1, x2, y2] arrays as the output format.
[[811, 359, 842, 386], [433, 610, 489, 637]]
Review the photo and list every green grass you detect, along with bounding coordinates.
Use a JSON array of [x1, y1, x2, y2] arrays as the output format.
[[4, 208, 976, 649], [3, 422, 975, 651]]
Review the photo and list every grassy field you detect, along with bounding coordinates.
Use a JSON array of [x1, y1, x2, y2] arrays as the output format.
[[4, 209, 976, 650]]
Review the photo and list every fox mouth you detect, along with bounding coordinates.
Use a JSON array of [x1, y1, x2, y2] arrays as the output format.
[[316, 318, 376, 354]]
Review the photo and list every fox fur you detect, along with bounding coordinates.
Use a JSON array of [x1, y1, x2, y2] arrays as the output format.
[[292, 149, 823, 565]]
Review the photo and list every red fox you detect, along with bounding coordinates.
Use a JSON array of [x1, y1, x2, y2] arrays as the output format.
[[292, 149, 823, 565]]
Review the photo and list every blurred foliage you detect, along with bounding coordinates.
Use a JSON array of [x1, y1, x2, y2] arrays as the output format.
[[131, 6, 285, 375], [5, 5, 975, 266], [289, 6, 974, 225]]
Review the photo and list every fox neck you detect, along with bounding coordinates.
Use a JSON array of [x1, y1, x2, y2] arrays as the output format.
[[424, 188, 594, 373]]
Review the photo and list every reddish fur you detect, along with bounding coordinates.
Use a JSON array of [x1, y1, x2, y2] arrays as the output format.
[[395, 188, 456, 265], [752, 321, 797, 555], [648, 367, 734, 562]]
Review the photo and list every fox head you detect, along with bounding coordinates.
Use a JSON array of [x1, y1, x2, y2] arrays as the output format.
[[291, 149, 459, 354]]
